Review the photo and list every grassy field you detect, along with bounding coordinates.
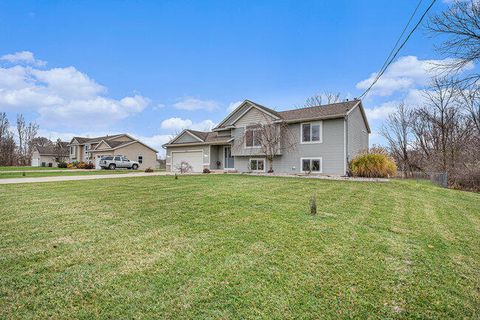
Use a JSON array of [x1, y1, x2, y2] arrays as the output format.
[[0, 166, 70, 171], [0, 175, 479, 319], [0, 170, 137, 179]]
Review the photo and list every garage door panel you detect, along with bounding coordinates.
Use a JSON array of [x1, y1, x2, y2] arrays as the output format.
[[172, 151, 203, 172]]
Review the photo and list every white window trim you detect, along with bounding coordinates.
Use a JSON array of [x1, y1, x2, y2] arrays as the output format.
[[249, 158, 266, 172], [244, 126, 262, 149], [300, 121, 323, 144], [300, 157, 323, 173]]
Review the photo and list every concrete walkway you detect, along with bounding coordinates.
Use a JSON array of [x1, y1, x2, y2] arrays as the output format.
[[0, 172, 168, 185], [1, 169, 119, 173]]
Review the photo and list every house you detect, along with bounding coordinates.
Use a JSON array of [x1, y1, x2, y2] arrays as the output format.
[[163, 99, 370, 175], [68, 134, 158, 169], [31, 142, 69, 167]]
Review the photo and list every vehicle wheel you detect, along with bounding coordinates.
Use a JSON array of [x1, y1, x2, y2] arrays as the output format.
[[132, 164, 138, 170], [109, 164, 116, 170]]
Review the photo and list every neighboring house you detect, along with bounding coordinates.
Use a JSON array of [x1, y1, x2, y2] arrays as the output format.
[[31, 142, 69, 167], [163, 99, 370, 175], [68, 134, 158, 169]]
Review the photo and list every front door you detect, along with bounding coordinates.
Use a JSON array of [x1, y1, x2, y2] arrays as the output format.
[[224, 146, 234, 169]]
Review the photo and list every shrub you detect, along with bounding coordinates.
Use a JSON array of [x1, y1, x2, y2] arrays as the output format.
[[76, 162, 87, 169], [84, 163, 95, 169], [144, 167, 154, 173], [57, 162, 68, 168], [350, 153, 397, 178], [203, 168, 211, 174], [67, 163, 75, 169]]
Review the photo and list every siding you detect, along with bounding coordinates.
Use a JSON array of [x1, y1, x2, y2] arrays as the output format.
[[347, 106, 369, 161], [235, 107, 274, 127], [114, 142, 158, 170], [165, 145, 210, 171], [233, 119, 346, 175], [175, 132, 201, 144]]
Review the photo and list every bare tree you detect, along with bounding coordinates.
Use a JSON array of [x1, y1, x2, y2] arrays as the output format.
[[16, 114, 39, 166], [31, 137, 54, 148], [53, 139, 67, 163], [234, 113, 297, 172], [0, 113, 16, 166], [426, 0, 480, 81], [457, 82, 480, 134], [381, 103, 414, 177], [304, 92, 342, 108]]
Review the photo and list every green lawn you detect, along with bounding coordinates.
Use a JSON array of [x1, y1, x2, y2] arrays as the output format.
[[0, 166, 69, 171], [0, 175, 479, 319], [0, 170, 137, 179]]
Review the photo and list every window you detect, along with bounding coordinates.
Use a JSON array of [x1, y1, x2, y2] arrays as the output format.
[[250, 159, 265, 172], [138, 155, 143, 164], [245, 127, 261, 147], [301, 122, 322, 143], [114, 156, 121, 161], [301, 158, 322, 172], [70, 146, 74, 154]]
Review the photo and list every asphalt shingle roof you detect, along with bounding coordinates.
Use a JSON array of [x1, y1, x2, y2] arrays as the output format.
[[35, 142, 69, 156]]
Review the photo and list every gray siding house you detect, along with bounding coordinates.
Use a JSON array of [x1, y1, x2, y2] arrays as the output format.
[[163, 99, 370, 175]]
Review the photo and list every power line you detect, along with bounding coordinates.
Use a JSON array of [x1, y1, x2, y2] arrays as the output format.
[[359, 0, 437, 99]]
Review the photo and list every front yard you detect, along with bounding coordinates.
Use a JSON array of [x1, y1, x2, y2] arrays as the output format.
[[0, 175, 479, 318], [0, 170, 136, 179]]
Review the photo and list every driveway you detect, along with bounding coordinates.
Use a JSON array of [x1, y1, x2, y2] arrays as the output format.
[[0, 172, 169, 184]]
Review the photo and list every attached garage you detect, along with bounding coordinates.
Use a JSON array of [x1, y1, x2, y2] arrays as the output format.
[[171, 150, 203, 172]]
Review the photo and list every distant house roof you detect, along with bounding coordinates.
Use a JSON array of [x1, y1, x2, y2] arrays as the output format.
[[69, 133, 158, 153], [35, 142, 69, 156]]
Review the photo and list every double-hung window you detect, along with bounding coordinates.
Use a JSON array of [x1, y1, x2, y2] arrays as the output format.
[[301, 122, 322, 143], [245, 126, 261, 148], [138, 155, 143, 164], [301, 158, 322, 173]]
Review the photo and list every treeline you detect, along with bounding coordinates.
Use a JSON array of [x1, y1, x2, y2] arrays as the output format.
[[382, 1, 480, 190], [0, 113, 40, 166]]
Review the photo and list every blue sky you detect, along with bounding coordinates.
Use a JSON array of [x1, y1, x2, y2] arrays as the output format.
[[0, 0, 465, 155]]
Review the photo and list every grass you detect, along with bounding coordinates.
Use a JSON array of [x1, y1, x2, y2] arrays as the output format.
[[0, 175, 479, 319], [0, 170, 136, 179], [0, 166, 69, 171]]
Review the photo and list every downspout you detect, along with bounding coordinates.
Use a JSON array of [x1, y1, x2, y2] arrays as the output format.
[[344, 116, 348, 176]]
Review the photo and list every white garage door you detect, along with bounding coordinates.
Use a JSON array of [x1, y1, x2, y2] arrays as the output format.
[[171, 151, 203, 172]]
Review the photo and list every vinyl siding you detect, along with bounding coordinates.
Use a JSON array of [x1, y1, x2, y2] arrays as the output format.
[[234, 107, 275, 127], [175, 133, 201, 144], [114, 142, 158, 170], [232, 118, 346, 175], [347, 106, 369, 161]]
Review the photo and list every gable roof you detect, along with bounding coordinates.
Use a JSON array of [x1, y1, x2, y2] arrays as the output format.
[[215, 100, 281, 130], [34, 142, 69, 156], [69, 134, 158, 152], [69, 134, 125, 145], [163, 129, 233, 147], [165, 99, 370, 147]]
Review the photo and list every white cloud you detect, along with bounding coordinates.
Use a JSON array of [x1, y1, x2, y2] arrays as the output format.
[[227, 100, 243, 112], [173, 97, 218, 111], [160, 117, 193, 130], [356, 56, 474, 97], [1, 51, 46, 66], [160, 117, 216, 132], [365, 103, 397, 121], [0, 52, 150, 129]]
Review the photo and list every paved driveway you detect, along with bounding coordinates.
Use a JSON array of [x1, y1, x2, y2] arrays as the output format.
[[0, 172, 169, 184]]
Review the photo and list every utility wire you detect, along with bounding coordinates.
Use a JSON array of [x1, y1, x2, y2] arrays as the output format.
[[359, 0, 437, 99]]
